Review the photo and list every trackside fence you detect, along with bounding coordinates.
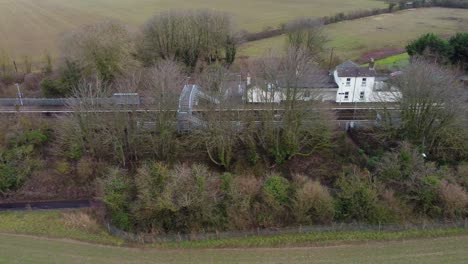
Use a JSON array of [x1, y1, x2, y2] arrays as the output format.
[[106, 219, 468, 243]]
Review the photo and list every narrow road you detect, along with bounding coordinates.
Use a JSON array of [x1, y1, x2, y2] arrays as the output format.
[[0, 200, 93, 211]]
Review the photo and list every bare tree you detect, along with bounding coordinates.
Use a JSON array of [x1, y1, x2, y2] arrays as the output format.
[[141, 60, 186, 161], [285, 18, 328, 63], [192, 64, 240, 170], [137, 10, 237, 69], [384, 59, 467, 159], [60, 20, 139, 83], [58, 79, 141, 168], [246, 48, 333, 165], [195, 62, 230, 93]]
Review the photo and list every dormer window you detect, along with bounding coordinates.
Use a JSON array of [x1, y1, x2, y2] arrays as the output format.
[[346, 78, 351, 86], [362, 78, 367, 87]]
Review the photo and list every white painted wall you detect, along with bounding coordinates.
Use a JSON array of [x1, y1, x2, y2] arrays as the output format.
[[246, 86, 283, 103], [246, 69, 400, 104], [334, 70, 377, 103]]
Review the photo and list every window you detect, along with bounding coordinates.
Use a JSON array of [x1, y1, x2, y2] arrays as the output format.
[[344, 92, 349, 100], [346, 78, 351, 86], [360, 91, 365, 100], [361, 78, 367, 86], [303, 91, 311, 98]]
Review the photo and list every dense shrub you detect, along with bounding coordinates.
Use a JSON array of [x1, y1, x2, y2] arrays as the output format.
[[41, 78, 68, 98], [223, 175, 262, 230], [448, 33, 468, 70], [412, 175, 442, 217], [0, 119, 49, 194], [406, 33, 452, 63], [255, 175, 292, 227], [438, 180, 468, 218], [76, 157, 96, 183], [292, 176, 335, 224], [102, 168, 133, 230], [335, 170, 392, 224], [41, 60, 82, 98], [61, 21, 137, 83], [374, 143, 466, 217], [376, 142, 425, 183], [130, 163, 221, 233], [55, 160, 72, 175], [406, 32, 468, 70]]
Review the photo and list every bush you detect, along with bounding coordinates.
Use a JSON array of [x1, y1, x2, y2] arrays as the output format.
[[76, 158, 95, 182], [262, 175, 291, 205], [55, 160, 72, 175], [0, 122, 49, 194], [224, 175, 261, 230], [0, 164, 16, 193], [412, 175, 442, 217], [41, 78, 67, 98], [167, 164, 221, 232], [335, 171, 392, 224], [61, 21, 137, 83], [438, 181, 468, 218], [292, 176, 335, 224], [255, 174, 292, 227], [406, 33, 452, 63], [41, 60, 82, 98], [376, 142, 425, 182], [102, 168, 133, 231], [131, 163, 221, 233], [379, 188, 411, 222]]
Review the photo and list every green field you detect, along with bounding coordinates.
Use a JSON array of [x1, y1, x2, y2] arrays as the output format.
[[1, 233, 467, 264], [239, 8, 468, 61], [374, 53, 410, 68], [0, 210, 123, 245], [0, 0, 386, 60], [1, 210, 468, 263]]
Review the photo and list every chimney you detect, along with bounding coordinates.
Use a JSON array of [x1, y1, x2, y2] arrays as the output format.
[[246, 73, 251, 86], [369, 58, 375, 71]]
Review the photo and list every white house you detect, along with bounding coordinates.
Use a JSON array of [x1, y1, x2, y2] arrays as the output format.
[[246, 71, 339, 103], [334, 61, 375, 103], [333, 60, 399, 103]]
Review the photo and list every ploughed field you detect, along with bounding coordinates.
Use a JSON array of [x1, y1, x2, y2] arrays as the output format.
[[0, 233, 467, 264], [239, 8, 468, 62], [0, 0, 386, 60]]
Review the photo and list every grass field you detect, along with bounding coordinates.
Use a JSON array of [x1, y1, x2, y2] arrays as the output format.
[[2, 210, 468, 248], [0, 210, 123, 245], [1, 233, 467, 264], [374, 53, 410, 68], [0, 0, 386, 60], [1, 210, 468, 263], [239, 8, 468, 61]]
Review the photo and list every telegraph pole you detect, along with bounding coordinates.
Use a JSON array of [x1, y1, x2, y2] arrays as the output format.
[[15, 83, 23, 106]]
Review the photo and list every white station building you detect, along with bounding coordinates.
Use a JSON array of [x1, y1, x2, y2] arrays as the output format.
[[247, 60, 400, 103]]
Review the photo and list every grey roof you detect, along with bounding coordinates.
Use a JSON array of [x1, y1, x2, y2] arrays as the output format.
[[337, 67, 376, 77], [336, 60, 360, 69], [336, 60, 376, 77], [277, 71, 338, 89]]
